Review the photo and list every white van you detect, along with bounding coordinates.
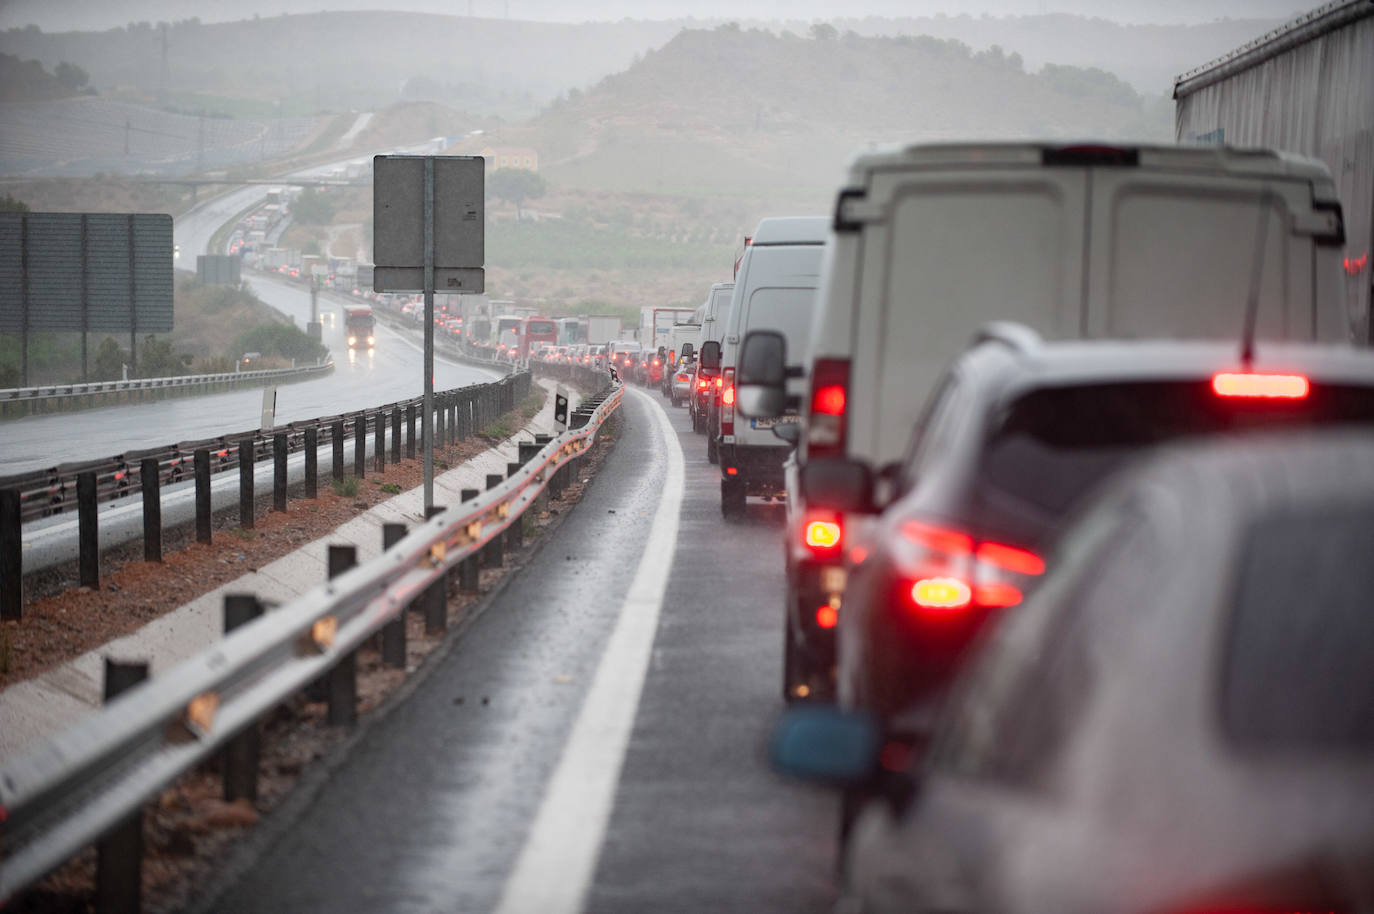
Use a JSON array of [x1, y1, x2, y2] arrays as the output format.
[[703, 216, 828, 518], [744, 141, 1352, 702]]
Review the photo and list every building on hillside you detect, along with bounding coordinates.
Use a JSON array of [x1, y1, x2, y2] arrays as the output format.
[[480, 147, 539, 171]]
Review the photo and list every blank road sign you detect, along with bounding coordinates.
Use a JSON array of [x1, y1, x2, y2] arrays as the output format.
[[0, 212, 173, 333], [373, 155, 485, 293]]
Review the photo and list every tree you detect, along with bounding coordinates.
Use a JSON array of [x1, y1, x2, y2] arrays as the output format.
[[93, 337, 129, 381], [292, 187, 335, 225], [138, 335, 185, 378], [0, 193, 29, 212], [488, 168, 547, 221], [54, 61, 88, 91], [810, 22, 838, 41]]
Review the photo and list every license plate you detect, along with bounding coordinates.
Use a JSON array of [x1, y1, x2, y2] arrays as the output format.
[[750, 416, 798, 429]]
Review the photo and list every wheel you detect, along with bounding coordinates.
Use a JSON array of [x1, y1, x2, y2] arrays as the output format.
[[721, 476, 746, 520], [691, 407, 703, 433], [707, 431, 718, 464], [671, 394, 681, 408]]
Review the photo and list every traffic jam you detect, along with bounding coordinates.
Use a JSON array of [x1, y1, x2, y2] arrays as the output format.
[[590, 142, 1374, 911]]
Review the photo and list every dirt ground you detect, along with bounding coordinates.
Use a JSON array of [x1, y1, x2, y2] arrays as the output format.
[[4, 396, 622, 914]]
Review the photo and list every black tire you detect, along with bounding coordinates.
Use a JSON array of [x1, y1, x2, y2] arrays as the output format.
[[721, 476, 746, 520], [691, 407, 703, 433], [707, 431, 718, 465]]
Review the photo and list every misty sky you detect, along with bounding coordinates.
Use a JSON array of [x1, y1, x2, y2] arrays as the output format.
[[0, 0, 1313, 31]]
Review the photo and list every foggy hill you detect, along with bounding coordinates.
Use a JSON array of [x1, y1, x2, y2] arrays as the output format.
[[521, 26, 1172, 200]]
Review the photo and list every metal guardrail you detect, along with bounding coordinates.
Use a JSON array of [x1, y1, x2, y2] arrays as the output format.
[[0, 380, 623, 902], [0, 360, 334, 407], [0, 368, 517, 526]]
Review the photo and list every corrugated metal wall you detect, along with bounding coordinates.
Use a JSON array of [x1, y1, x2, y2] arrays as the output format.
[[1176, 10, 1374, 339]]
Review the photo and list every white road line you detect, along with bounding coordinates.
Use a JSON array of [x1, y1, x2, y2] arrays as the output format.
[[493, 389, 684, 914]]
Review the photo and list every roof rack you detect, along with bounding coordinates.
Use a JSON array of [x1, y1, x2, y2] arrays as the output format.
[[970, 322, 1042, 355]]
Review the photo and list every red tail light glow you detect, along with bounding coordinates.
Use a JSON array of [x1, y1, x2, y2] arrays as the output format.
[[911, 577, 972, 609], [722, 386, 735, 406], [804, 519, 842, 550], [815, 605, 839, 629], [1212, 372, 1309, 399], [807, 358, 851, 458], [697, 379, 708, 390], [898, 520, 1044, 614]]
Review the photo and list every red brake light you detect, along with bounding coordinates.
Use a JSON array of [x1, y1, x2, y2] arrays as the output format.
[[722, 386, 735, 406], [807, 358, 850, 459], [715, 377, 723, 389], [812, 384, 845, 416], [815, 605, 839, 629], [697, 379, 708, 389], [901, 521, 973, 557], [804, 519, 842, 551], [1212, 372, 1309, 399], [911, 577, 972, 610], [975, 541, 1045, 576]]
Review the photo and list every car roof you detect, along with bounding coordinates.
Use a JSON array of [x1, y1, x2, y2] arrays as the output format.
[[962, 332, 1374, 403], [749, 216, 828, 246], [844, 141, 1338, 198]]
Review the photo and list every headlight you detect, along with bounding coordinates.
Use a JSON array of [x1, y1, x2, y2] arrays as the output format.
[[348, 336, 357, 345], [367, 335, 375, 345]]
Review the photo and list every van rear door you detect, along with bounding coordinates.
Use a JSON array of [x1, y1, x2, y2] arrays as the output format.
[[858, 167, 1088, 462], [1084, 169, 1346, 341]]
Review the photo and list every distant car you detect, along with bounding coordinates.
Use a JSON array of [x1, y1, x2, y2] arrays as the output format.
[[239, 351, 262, 369], [669, 360, 695, 407], [775, 430, 1374, 914]]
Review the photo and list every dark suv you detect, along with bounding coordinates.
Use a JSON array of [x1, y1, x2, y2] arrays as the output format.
[[762, 325, 1374, 720]]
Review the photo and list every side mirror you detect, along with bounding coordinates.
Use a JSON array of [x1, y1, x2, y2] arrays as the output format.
[[699, 340, 721, 372], [801, 459, 876, 514], [770, 705, 883, 787], [736, 330, 787, 419], [681, 342, 695, 361]]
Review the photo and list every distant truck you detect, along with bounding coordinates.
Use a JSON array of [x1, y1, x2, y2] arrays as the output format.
[[344, 306, 375, 349], [1174, 0, 1372, 341], [587, 315, 622, 345]]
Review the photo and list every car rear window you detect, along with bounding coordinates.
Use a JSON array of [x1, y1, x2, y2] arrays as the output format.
[[977, 381, 1374, 543], [1223, 502, 1374, 751]]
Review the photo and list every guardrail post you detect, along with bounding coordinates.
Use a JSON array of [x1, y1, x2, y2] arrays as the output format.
[[448, 397, 458, 446], [273, 433, 288, 512], [222, 594, 263, 802], [304, 428, 318, 500], [406, 405, 416, 459], [327, 544, 358, 727], [374, 410, 385, 474], [194, 449, 212, 543], [78, 471, 100, 589], [331, 420, 345, 481], [97, 658, 149, 914], [2, 489, 22, 621], [459, 488, 480, 592], [483, 474, 504, 568], [353, 415, 366, 479], [506, 462, 523, 550], [390, 408, 402, 464], [422, 506, 447, 634], [238, 439, 254, 529], [382, 523, 407, 668], [435, 397, 447, 451], [141, 457, 162, 563]]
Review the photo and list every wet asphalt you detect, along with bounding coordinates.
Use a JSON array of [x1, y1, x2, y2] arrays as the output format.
[[198, 386, 837, 914]]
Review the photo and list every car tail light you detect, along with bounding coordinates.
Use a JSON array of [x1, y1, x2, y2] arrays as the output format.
[[815, 605, 838, 629], [653, 359, 660, 366], [807, 358, 850, 458], [721, 368, 735, 435], [896, 520, 1045, 614], [1211, 371, 1309, 399], [697, 379, 708, 390], [677, 373, 688, 382], [804, 515, 842, 552]]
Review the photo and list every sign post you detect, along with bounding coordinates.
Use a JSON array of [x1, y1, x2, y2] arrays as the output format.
[[373, 156, 484, 514]]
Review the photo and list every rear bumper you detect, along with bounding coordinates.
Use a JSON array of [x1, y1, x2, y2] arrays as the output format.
[[719, 443, 789, 493]]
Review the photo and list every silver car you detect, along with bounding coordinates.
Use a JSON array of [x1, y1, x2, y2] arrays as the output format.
[[775, 431, 1374, 914]]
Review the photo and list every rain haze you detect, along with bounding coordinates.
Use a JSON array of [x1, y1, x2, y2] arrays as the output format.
[[2, 0, 1372, 911]]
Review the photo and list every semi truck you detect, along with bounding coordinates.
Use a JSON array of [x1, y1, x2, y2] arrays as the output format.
[[587, 315, 622, 345], [344, 306, 376, 349], [1174, 0, 1373, 341]]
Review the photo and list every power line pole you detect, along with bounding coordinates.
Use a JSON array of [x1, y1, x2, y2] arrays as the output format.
[[158, 23, 169, 106]]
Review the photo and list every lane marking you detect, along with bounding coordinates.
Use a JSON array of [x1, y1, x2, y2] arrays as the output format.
[[494, 389, 684, 914]]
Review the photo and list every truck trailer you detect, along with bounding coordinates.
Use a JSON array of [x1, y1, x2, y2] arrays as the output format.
[[1174, 0, 1373, 341]]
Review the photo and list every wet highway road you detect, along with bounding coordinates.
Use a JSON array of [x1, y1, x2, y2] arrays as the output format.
[[197, 388, 837, 914], [0, 276, 497, 475]]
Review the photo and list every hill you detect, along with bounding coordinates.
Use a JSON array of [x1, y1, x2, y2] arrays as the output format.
[[513, 26, 1171, 206]]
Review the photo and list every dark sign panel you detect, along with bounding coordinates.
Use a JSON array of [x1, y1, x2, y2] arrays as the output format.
[[0, 212, 173, 333], [372, 155, 484, 293]]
